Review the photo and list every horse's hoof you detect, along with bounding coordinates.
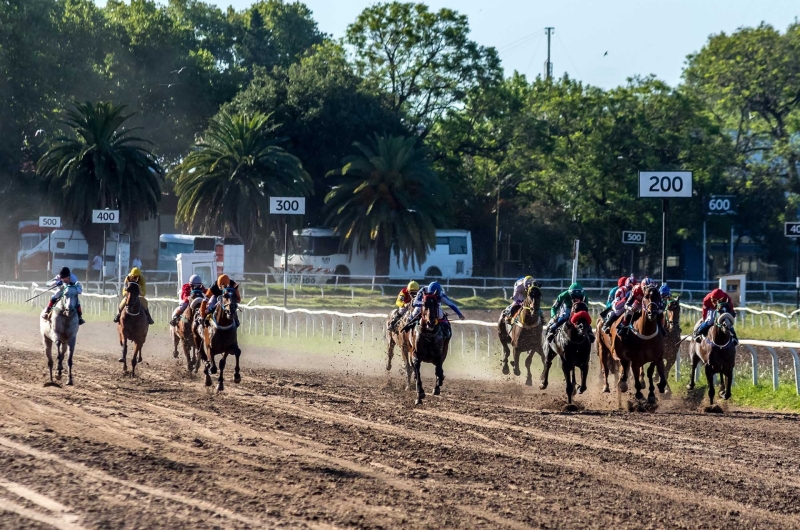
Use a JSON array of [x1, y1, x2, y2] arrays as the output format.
[[118, 357, 124, 363], [602, 385, 610, 393], [525, 375, 533, 387], [233, 373, 241, 384], [433, 387, 440, 396], [217, 384, 224, 393], [658, 385, 667, 394], [67, 379, 73, 386], [502, 364, 510, 375], [172, 351, 179, 359], [647, 394, 656, 404], [578, 386, 587, 394], [204, 375, 212, 387], [539, 382, 548, 390], [618, 381, 628, 393], [415, 397, 422, 406], [55, 373, 62, 381], [210, 366, 218, 375], [419, 389, 426, 399], [635, 391, 644, 400], [513, 367, 521, 377]]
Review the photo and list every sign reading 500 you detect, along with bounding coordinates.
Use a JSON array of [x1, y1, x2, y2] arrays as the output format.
[[638, 171, 693, 198]]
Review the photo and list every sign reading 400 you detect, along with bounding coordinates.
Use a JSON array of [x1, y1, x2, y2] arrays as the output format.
[[270, 197, 306, 215], [638, 171, 693, 198], [92, 209, 119, 223]]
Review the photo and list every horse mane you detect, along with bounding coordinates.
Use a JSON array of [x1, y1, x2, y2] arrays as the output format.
[[572, 301, 589, 314], [570, 310, 592, 327]]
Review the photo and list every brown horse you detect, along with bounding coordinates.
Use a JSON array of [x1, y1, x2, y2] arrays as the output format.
[[661, 295, 682, 391], [498, 284, 544, 386], [171, 295, 204, 374], [596, 314, 622, 394], [688, 302, 736, 405], [408, 294, 447, 405], [386, 308, 414, 390], [609, 286, 667, 403], [118, 282, 149, 376], [201, 288, 242, 392]]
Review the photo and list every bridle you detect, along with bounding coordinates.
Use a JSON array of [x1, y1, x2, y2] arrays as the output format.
[[124, 285, 142, 316]]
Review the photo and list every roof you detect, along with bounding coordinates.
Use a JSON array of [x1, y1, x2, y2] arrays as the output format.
[[160, 234, 214, 243], [294, 228, 470, 238]]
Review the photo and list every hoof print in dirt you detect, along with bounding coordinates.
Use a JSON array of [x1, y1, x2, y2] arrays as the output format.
[[704, 404, 725, 414], [43, 381, 61, 388], [562, 403, 580, 412]]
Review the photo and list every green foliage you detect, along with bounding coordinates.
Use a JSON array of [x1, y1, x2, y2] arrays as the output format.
[[36, 101, 163, 239], [346, 2, 502, 135], [324, 135, 446, 275], [172, 111, 311, 248]]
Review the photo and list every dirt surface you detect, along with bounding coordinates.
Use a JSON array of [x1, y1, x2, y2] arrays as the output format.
[[0, 313, 799, 529]]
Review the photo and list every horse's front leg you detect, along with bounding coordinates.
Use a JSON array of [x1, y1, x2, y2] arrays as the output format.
[[183, 338, 193, 373], [578, 361, 589, 394], [386, 333, 396, 372], [499, 323, 511, 375], [433, 361, 444, 396], [525, 350, 534, 387], [645, 362, 657, 404], [56, 341, 64, 380], [121, 337, 129, 374], [66, 340, 75, 386], [688, 347, 700, 390], [217, 352, 227, 393], [655, 358, 668, 394], [131, 342, 140, 377], [172, 328, 180, 359], [403, 346, 413, 391], [512, 346, 522, 377], [705, 364, 716, 405], [413, 357, 424, 405], [233, 346, 242, 384], [540, 349, 555, 390], [723, 367, 734, 400], [632, 362, 645, 400], [561, 358, 574, 404], [44, 339, 54, 383], [618, 359, 631, 394]]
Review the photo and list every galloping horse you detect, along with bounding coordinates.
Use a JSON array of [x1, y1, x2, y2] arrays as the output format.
[[688, 301, 736, 405], [118, 282, 149, 376], [662, 295, 682, 391], [541, 302, 592, 405], [386, 310, 414, 390], [409, 294, 447, 405], [596, 313, 621, 394], [40, 296, 79, 386], [498, 284, 544, 385], [171, 293, 204, 374], [202, 287, 242, 392], [609, 286, 667, 403]]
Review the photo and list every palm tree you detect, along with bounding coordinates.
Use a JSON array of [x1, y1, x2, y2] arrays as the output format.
[[36, 101, 163, 237], [172, 111, 311, 247], [325, 134, 446, 276]]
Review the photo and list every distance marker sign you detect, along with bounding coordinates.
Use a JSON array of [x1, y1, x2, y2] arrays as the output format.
[[39, 216, 61, 228], [92, 209, 119, 223], [269, 197, 305, 215], [622, 231, 646, 245], [638, 171, 693, 198], [786, 222, 800, 238]]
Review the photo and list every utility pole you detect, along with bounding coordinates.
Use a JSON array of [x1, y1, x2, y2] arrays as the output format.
[[544, 27, 554, 79]]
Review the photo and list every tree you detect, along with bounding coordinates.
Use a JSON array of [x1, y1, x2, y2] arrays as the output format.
[[324, 134, 446, 275], [36, 101, 163, 245], [346, 2, 502, 136], [172, 111, 311, 247]]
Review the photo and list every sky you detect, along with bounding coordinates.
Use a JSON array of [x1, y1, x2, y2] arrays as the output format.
[[98, 1, 800, 88]]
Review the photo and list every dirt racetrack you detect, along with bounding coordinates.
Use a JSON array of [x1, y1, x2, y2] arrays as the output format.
[[1, 313, 800, 529]]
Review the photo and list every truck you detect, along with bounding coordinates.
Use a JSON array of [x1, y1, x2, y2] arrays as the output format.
[[158, 234, 244, 279], [274, 228, 473, 282]]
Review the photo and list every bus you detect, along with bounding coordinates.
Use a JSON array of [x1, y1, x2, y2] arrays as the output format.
[[275, 228, 473, 280], [158, 234, 244, 278]]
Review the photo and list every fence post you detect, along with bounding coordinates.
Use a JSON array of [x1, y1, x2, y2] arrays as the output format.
[[743, 345, 759, 386], [765, 346, 780, 391]]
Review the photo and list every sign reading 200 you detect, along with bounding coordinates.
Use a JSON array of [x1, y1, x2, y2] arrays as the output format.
[[638, 171, 693, 198]]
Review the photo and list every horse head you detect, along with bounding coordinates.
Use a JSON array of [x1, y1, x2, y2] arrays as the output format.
[[521, 284, 543, 327], [566, 310, 592, 343], [125, 282, 142, 313], [220, 287, 238, 324], [666, 294, 681, 331], [421, 294, 440, 332], [643, 286, 659, 321], [715, 301, 735, 335]]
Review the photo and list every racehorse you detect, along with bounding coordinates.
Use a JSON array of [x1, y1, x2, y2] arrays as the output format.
[[688, 301, 736, 405], [661, 295, 682, 391], [596, 311, 622, 394], [40, 295, 79, 386], [201, 287, 242, 392], [408, 294, 447, 405], [171, 294, 204, 374], [609, 286, 667, 403], [541, 302, 592, 405], [118, 282, 149, 376], [386, 309, 414, 390], [498, 284, 544, 386]]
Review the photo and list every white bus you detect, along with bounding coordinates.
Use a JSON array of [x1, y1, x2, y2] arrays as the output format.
[[158, 234, 244, 279], [275, 228, 473, 280]]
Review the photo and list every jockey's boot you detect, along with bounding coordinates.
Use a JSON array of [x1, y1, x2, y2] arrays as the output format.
[[145, 308, 155, 325], [113, 311, 121, 324], [76, 305, 85, 325], [42, 309, 52, 321], [170, 312, 180, 327], [545, 324, 556, 343], [601, 313, 615, 334]]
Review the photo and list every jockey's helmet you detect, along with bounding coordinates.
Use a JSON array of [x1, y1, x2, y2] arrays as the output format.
[[407, 280, 420, 293], [189, 274, 202, 286], [626, 275, 637, 288], [640, 277, 653, 288], [617, 277, 627, 288], [428, 282, 442, 297], [525, 275, 534, 283], [659, 284, 671, 298], [568, 282, 583, 294], [129, 267, 142, 279], [217, 274, 230, 287], [59, 266, 71, 279]]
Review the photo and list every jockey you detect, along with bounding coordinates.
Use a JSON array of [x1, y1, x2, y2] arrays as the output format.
[[615, 283, 645, 335], [406, 281, 465, 334], [388, 280, 420, 330], [114, 267, 154, 325], [170, 274, 206, 326], [694, 288, 739, 344], [605, 277, 627, 309], [42, 266, 85, 325], [601, 279, 631, 333], [201, 274, 241, 327], [503, 276, 539, 319], [546, 282, 590, 342]]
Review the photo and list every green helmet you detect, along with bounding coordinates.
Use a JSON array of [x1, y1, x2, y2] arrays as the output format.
[[568, 282, 583, 293]]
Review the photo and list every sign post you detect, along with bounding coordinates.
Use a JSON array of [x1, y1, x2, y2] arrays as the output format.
[[571, 239, 579, 283], [39, 217, 61, 277], [704, 195, 737, 287], [622, 231, 646, 275], [638, 171, 693, 284], [92, 209, 119, 292], [785, 222, 800, 308], [270, 197, 306, 324]]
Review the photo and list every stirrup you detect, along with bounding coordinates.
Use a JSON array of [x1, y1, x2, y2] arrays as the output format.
[[78, 318, 85, 325], [113, 314, 120, 323]]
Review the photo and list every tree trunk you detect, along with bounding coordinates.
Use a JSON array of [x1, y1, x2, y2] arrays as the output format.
[[375, 243, 391, 278]]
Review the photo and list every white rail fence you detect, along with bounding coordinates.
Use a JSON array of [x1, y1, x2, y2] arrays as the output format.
[[2, 284, 799, 396]]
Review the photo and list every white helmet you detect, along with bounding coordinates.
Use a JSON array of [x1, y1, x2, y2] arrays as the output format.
[[189, 274, 202, 286]]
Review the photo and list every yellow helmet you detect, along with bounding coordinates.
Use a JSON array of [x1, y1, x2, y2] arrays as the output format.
[[407, 280, 420, 292], [129, 267, 142, 278], [217, 274, 230, 287], [525, 275, 533, 282]]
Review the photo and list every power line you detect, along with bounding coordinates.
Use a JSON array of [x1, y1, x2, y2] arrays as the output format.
[[524, 37, 544, 78], [555, 31, 581, 80], [497, 31, 540, 52]]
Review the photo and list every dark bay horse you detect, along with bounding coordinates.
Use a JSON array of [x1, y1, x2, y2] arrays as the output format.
[[610, 287, 667, 403], [202, 287, 242, 392], [409, 294, 447, 405], [662, 295, 682, 391], [171, 293, 204, 374], [386, 308, 414, 390], [541, 303, 592, 405], [498, 284, 544, 385], [40, 295, 80, 386], [118, 282, 149, 376], [688, 302, 736, 405]]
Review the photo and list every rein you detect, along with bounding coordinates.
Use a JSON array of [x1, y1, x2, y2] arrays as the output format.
[[629, 304, 659, 341], [125, 295, 141, 317]]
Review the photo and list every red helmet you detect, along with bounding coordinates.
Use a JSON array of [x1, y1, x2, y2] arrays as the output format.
[[710, 288, 726, 301], [617, 277, 627, 288]]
